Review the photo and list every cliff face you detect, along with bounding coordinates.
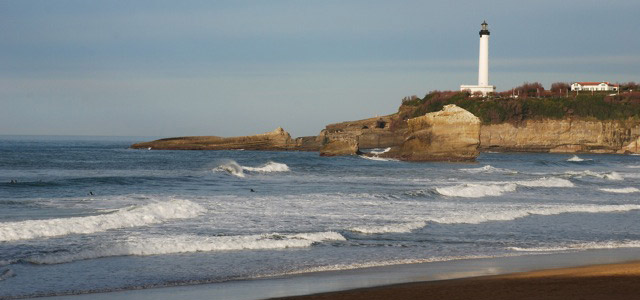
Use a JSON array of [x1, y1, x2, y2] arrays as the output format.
[[318, 113, 407, 156], [130, 127, 320, 151], [385, 105, 481, 161], [480, 119, 640, 154], [320, 114, 406, 149]]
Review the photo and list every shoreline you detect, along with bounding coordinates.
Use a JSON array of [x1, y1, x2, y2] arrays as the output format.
[[37, 248, 640, 300], [274, 260, 640, 300]]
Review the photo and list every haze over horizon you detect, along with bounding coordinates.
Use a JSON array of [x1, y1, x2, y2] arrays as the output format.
[[2, 0, 638, 138]]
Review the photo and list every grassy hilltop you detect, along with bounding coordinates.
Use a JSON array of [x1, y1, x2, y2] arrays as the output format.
[[401, 82, 640, 124]]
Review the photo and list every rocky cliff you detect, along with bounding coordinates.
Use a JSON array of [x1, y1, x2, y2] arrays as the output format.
[[384, 104, 481, 161], [480, 119, 640, 154], [318, 113, 407, 156], [130, 127, 320, 151]]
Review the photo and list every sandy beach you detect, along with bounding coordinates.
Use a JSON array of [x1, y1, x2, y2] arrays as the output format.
[[274, 261, 640, 300]]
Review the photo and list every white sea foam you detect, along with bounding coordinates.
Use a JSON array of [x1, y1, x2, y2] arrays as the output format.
[[599, 187, 640, 194], [214, 161, 290, 176], [359, 155, 398, 162], [460, 165, 517, 174], [214, 161, 245, 177], [360, 148, 397, 162], [515, 177, 574, 187], [26, 232, 345, 265], [508, 240, 640, 252], [281, 254, 512, 276], [429, 204, 640, 224], [434, 177, 570, 198], [435, 183, 517, 198], [349, 221, 427, 234], [567, 155, 592, 162], [243, 161, 290, 173], [368, 147, 391, 155], [0, 199, 206, 242], [565, 170, 623, 181]]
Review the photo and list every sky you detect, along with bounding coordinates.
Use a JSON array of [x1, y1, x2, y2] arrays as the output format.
[[1, 0, 639, 137]]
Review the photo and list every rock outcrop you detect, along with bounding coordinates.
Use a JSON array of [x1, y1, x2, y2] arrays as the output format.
[[480, 119, 640, 154], [384, 105, 481, 161], [319, 139, 361, 156], [130, 127, 320, 151], [320, 114, 407, 150], [621, 137, 640, 154]]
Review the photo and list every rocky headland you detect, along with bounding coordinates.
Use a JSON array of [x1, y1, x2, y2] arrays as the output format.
[[383, 104, 480, 161], [131, 90, 640, 160], [130, 127, 320, 151]]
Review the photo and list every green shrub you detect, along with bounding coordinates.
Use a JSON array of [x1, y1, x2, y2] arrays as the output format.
[[403, 91, 640, 124]]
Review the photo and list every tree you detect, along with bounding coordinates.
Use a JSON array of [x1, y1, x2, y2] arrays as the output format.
[[513, 82, 545, 98], [550, 82, 570, 96]]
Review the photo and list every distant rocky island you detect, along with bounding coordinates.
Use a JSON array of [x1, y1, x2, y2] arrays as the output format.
[[131, 85, 640, 161]]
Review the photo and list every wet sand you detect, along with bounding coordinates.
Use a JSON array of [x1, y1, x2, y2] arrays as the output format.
[[39, 249, 640, 300], [273, 261, 640, 300]]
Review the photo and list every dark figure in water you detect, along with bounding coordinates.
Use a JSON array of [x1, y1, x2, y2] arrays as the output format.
[[88, 191, 94, 196], [250, 189, 255, 192]]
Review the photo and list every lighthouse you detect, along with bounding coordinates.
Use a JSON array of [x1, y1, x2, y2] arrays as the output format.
[[460, 21, 496, 96]]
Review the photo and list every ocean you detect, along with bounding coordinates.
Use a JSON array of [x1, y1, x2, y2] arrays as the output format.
[[1, 136, 640, 299]]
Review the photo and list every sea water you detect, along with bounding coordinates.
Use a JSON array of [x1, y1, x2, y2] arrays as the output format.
[[1, 136, 640, 298]]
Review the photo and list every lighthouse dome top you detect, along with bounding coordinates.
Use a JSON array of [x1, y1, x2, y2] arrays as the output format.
[[479, 20, 490, 36]]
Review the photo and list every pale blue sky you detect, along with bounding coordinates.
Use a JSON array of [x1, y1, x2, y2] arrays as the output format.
[[1, 0, 638, 137]]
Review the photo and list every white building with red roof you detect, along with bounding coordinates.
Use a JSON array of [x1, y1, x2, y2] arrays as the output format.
[[570, 82, 619, 92]]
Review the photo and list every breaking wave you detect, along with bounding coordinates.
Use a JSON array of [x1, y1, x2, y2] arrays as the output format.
[[515, 177, 574, 187], [429, 204, 640, 224], [567, 155, 592, 162], [360, 155, 398, 162], [26, 232, 345, 265], [213, 160, 290, 177], [214, 161, 245, 177], [508, 240, 640, 252], [360, 148, 397, 162], [599, 187, 640, 194], [436, 183, 517, 198], [460, 165, 518, 174], [349, 221, 427, 234], [368, 147, 391, 155], [435, 177, 573, 198], [0, 199, 206, 242], [565, 170, 623, 181], [242, 161, 290, 173]]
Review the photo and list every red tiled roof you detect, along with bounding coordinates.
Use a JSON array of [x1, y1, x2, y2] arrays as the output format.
[[574, 82, 614, 86]]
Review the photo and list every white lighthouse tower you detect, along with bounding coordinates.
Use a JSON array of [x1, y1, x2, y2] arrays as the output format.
[[461, 21, 496, 96]]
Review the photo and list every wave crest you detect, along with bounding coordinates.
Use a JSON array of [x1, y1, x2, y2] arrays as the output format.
[[565, 170, 623, 181], [213, 160, 290, 177], [435, 177, 573, 198], [599, 187, 640, 194], [508, 240, 640, 252], [243, 161, 290, 173], [0, 199, 206, 242], [26, 231, 345, 265], [349, 221, 427, 234], [435, 183, 517, 198], [516, 177, 574, 187], [460, 165, 517, 174]]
